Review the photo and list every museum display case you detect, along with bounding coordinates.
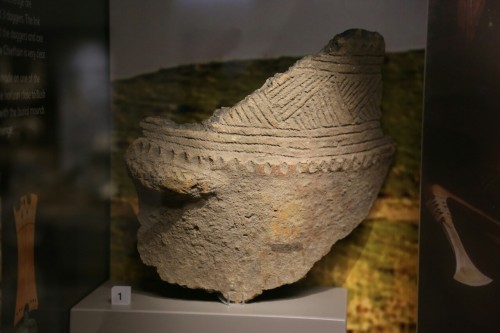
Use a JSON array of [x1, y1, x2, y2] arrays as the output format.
[[109, 2, 424, 332], [0, 1, 456, 332]]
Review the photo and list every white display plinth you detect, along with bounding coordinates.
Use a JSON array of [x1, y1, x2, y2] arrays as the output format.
[[70, 282, 347, 333]]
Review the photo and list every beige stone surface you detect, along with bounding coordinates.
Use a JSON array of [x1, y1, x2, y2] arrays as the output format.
[[126, 29, 395, 302]]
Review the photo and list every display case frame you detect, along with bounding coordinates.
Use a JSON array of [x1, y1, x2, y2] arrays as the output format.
[[1, 1, 431, 332]]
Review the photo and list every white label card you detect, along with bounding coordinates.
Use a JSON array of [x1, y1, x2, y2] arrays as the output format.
[[111, 286, 131, 305]]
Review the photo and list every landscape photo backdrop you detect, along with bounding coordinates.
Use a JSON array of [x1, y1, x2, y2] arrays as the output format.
[[110, 50, 424, 333]]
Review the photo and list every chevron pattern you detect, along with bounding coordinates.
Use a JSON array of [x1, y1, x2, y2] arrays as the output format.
[[207, 53, 382, 131]]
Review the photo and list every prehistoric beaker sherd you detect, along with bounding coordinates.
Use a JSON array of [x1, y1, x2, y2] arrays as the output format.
[[126, 29, 395, 303]]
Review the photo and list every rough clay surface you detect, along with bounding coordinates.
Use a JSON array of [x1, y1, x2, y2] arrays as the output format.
[[126, 29, 396, 303]]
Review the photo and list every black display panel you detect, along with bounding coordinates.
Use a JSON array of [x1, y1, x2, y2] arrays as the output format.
[[419, 1, 500, 332], [0, 0, 110, 332]]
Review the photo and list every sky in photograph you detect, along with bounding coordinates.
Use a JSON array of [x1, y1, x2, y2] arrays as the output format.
[[110, 0, 427, 79]]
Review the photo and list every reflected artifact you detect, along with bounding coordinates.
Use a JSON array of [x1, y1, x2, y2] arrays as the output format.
[[426, 184, 500, 286], [126, 29, 395, 302]]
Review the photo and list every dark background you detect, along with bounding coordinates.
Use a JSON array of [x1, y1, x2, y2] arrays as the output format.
[[1, 0, 110, 332], [110, 0, 428, 80], [419, 1, 500, 332]]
